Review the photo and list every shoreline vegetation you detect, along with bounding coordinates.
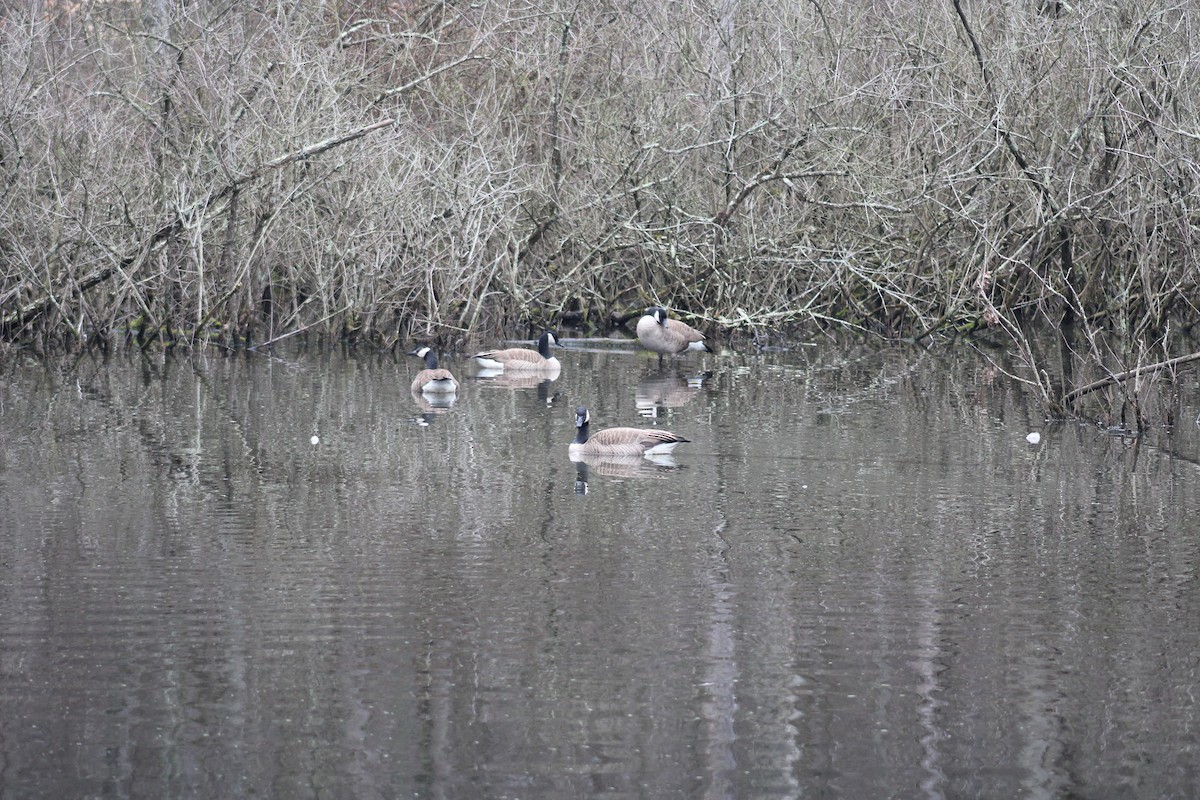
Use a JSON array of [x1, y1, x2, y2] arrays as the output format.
[[2, 2, 1198, 428]]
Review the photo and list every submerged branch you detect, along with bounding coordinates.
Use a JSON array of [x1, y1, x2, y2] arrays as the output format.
[[1061, 350, 1200, 407]]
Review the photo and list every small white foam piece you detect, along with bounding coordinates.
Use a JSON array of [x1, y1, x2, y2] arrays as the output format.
[[310, 435, 320, 445], [1026, 432, 1041, 444]]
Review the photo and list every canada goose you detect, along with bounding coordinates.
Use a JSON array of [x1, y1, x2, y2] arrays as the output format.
[[636, 307, 713, 359], [569, 405, 690, 458], [472, 331, 562, 372], [408, 346, 459, 394]]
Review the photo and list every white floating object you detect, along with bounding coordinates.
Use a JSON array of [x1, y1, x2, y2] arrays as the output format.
[[1026, 432, 1041, 444], [310, 435, 320, 445]]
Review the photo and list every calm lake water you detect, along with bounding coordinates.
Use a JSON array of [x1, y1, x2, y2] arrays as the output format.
[[1, 336, 1198, 799]]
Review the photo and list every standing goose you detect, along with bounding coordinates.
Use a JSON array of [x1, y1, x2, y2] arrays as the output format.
[[636, 306, 713, 359], [408, 346, 459, 394], [472, 331, 562, 372], [569, 405, 690, 458]]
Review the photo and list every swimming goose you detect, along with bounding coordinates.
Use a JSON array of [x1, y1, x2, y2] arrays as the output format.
[[472, 331, 562, 372], [569, 405, 690, 458], [408, 346, 459, 394], [636, 307, 713, 358]]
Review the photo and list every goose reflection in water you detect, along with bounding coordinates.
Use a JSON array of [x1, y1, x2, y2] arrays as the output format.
[[474, 367, 560, 405], [571, 452, 682, 494], [410, 389, 456, 424], [635, 370, 712, 418]]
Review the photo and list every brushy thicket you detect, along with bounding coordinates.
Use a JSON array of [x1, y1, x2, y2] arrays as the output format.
[[1, 0, 1199, 419]]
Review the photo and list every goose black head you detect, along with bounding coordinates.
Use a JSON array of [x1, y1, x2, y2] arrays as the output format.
[[408, 346, 437, 368]]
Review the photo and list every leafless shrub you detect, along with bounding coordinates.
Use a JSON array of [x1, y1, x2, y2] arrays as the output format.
[[1, 0, 1198, 422]]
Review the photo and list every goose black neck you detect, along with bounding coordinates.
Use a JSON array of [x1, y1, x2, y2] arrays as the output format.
[[423, 351, 439, 369], [537, 333, 551, 358], [573, 418, 590, 445]]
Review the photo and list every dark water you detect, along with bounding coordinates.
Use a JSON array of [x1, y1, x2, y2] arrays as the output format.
[[1, 339, 1198, 799]]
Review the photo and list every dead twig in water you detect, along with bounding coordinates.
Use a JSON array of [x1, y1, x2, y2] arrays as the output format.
[[1061, 350, 1200, 407]]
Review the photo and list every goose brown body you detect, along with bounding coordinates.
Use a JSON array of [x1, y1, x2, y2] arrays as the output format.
[[569, 405, 689, 457], [409, 347, 459, 394], [472, 331, 561, 372], [636, 307, 712, 357]]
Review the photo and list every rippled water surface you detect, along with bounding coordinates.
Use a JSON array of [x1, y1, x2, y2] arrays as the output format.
[[1, 338, 1198, 799]]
